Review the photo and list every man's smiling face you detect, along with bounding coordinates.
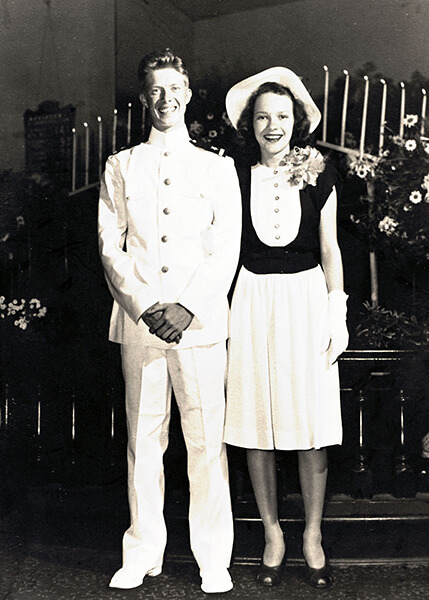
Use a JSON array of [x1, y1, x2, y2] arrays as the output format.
[[141, 68, 192, 133]]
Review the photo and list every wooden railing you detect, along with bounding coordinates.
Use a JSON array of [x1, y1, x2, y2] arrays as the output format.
[[0, 288, 429, 501]]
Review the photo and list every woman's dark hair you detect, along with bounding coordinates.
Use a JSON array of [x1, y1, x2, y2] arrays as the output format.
[[138, 48, 189, 91], [235, 81, 312, 164]]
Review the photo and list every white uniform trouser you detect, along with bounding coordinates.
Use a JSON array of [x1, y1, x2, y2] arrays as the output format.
[[120, 342, 234, 575]]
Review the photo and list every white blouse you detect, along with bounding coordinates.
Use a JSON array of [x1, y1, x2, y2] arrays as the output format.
[[250, 163, 301, 247]]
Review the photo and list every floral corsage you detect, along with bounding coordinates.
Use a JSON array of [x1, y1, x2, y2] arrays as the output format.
[[280, 145, 326, 189]]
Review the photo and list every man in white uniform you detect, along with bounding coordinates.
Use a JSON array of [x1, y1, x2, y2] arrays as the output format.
[[98, 49, 241, 594]]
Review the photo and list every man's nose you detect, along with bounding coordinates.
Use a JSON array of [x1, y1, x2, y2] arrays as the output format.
[[162, 88, 173, 102]]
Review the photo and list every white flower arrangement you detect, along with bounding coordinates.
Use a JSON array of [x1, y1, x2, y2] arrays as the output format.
[[189, 121, 203, 136], [422, 174, 429, 200], [279, 145, 326, 189], [348, 154, 380, 179], [404, 114, 419, 128], [378, 215, 398, 234], [187, 92, 234, 149], [405, 139, 417, 152], [409, 190, 423, 204], [0, 296, 47, 330], [346, 116, 429, 261]]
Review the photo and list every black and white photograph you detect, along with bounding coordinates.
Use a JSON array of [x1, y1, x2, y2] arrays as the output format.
[[1, 1, 429, 598]]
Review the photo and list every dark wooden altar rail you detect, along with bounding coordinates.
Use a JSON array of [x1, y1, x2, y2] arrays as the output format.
[[1, 349, 428, 499]]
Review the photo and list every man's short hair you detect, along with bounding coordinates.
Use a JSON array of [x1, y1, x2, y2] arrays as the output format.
[[138, 48, 189, 91]]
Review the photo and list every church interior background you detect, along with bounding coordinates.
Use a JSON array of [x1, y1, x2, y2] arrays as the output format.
[[1, 1, 429, 597]]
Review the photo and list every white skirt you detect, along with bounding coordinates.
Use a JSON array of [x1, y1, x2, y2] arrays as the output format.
[[224, 265, 342, 451]]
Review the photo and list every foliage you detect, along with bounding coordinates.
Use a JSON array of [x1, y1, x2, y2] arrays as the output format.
[[355, 301, 429, 349], [326, 67, 429, 264], [186, 81, 235, 153], [347, 122, 429, 262]]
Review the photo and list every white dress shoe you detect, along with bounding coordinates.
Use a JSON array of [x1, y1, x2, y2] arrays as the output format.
[[109, 565, 162, 589], [200, 569, 233, 594]]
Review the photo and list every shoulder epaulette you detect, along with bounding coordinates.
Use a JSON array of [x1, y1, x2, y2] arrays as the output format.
[[190, 138, 227, 157]]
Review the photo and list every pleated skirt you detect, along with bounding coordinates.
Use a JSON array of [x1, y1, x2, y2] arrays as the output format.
[[224, 265, 342, 451]]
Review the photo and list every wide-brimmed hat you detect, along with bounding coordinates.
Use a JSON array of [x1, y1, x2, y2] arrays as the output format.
[[225, 66, 321, 133]]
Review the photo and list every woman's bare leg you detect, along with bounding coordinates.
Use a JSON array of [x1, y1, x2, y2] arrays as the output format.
[[297, 448, 328, 569], [247, 449, 285, 566]]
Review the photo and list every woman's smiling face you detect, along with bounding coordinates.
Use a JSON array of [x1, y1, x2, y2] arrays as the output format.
[[253, 92, 295, 165]]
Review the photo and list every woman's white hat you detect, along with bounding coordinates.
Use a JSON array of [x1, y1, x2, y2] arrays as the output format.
[[225, 66, 321, 133]]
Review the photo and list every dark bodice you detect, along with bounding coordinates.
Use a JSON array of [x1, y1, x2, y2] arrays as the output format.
[[236, 161, 340, 274]]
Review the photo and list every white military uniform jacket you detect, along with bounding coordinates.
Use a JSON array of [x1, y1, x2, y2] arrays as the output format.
[[98, 125, 242, 349]]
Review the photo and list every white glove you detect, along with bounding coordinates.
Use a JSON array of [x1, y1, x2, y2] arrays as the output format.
[[322, 289, 349, 365]]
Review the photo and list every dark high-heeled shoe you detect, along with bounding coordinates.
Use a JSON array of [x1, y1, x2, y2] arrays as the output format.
[[304, 559, 333, 589], [256, 556, 285, 587]]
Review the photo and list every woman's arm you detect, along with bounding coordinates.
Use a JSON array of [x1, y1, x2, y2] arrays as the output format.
[[319, 188, 344, 292], [319, 187, 348, 364]]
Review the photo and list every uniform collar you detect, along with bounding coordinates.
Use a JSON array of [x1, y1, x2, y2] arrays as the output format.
[[147, 124, 190, 151]]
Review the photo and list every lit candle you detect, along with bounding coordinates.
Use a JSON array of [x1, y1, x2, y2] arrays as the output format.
[[72, 401, 75, 441], [71, 128, 76, 191], [359, 76, 369, 158], [359, 394, 363, 448], [5, 390, 9, 427], [399, 82, 405, 137], [369, 252, 378, 306], [322, 65, 329, 142], [112, 108, 118, 152], [84, 122, 89, 186], [127, 102, 132, 145], [98, 116, 103, 178], [378, 79, 387, 154], [400, 391, 405, 447], [421, 89, 427, 136], [340, 69, 349, 147]]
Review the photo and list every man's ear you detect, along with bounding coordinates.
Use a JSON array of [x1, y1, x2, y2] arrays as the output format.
[[139, 92, 148, 107], [186, 87, 192, 105]]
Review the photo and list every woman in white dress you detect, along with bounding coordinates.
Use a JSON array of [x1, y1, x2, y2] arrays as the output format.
[[224, 68, 349, 588]]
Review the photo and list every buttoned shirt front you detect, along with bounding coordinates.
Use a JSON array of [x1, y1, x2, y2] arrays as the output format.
[[98, 125, 242, 348], [250, 163, 301, 247]]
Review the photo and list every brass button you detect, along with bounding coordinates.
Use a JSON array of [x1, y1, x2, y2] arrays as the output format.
[[273, 170, 278, 175], [164, 151, 171, 157], [200, 193, 205, 198], [275, 235, 280, 240], [274, 224, 280, 229], [274, 208, 279, 213], [164, 178, 171, 186], [163, 207, 170, 215], [275, 196, 280, 200], [274, 183, 279, 188], [161, 235, 168, 243], [161, 265, 169, 273]]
